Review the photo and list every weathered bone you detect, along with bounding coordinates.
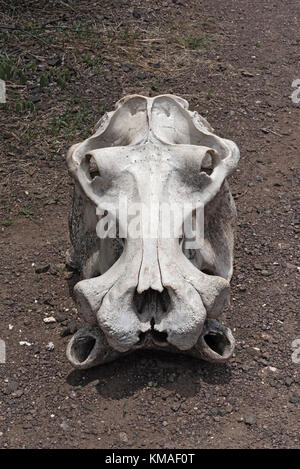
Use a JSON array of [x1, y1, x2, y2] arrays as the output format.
[[66, 94, 240, 368]]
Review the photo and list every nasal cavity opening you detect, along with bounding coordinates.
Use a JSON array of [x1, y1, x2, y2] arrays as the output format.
[[151, 329, 168, 344], [133, 288, 170, 316], [204, 331, 230, 356], [72, 336, 96, 363]]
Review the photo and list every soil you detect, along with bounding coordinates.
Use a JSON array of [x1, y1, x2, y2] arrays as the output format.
[[0, 0, 299, 449]]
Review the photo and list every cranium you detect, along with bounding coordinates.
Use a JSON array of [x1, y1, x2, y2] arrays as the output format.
[[65, 94, 240, 369]]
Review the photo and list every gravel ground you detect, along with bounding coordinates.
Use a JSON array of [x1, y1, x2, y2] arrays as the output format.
[[0, 0, 299, 449]]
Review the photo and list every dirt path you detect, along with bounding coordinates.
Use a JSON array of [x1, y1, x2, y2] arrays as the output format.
[[0, 0, 299, 449]]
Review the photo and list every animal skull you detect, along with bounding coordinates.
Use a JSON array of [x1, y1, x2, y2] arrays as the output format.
[[66, 94, 240, 369]]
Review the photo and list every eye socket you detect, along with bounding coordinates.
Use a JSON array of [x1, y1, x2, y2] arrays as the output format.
[[202, 151, 212, 168], [85, 153, 100, 180], [200, 149, 214, 175]]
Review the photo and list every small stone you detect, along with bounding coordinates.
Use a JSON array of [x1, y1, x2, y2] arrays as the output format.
[[46, 342, 55, 351], [60, 421, 69, 431], [289, 393, 300, 404], [285, 377, 293, 387], [171, 402, 181, 412], [242, 70, 254, 77], [119, 432, 128, 442], [64, 271, 73, 280], [133, 8, 141, 18], [47, 56, 61, 66], [3, 299, 14, 306], [43, 316, 56, 324], [247, 346, 261, 357], [35, 264, 50, 274], [261, 333, 273, 342], [12, 389, 24, 398], [68, 319, 77, 333], [244, 414, 256, 425], [60, 319, 77, 337], [29, 94, 40, 103], [23, 422, 32, 429], [262, 366, 278, 375], [55, 314, 68, 323], [33, 346, 40, 355], [162, 421, 168, 426], [226, 404, 233, 413], [136, 71, 147, 80], [122, 63, 134, 72]]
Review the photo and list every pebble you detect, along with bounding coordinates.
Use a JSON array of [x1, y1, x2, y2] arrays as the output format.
[[171, 402, 181, 412], [119, 432, 128, 442], [247, 346, 261, 356], [55, 314, 68, 323], [242, 70, 254, 77], [64, 271, 73, 280], [23, 422, 32, 429], [43, 316, 56, 324], [46, 342, 55, 351], [289, 393, 300, 404], [35, 264, 50, 274], [244, 414, 256, 425], [60, 319, 77, 337], [262, 366, 278, 375], [60, 421, 69, 431], [285, 377, 293, 387]]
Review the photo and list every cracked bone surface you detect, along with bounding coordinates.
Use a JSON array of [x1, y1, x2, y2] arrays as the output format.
[[66, 94, 240, 368]]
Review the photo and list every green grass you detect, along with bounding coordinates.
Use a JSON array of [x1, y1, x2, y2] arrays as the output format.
[[1, 217, 13, 227], [185, 34, 212, 49], [122, 29, 140, 41], [0, 53, 28, 83], [47, 106, 94, 138]]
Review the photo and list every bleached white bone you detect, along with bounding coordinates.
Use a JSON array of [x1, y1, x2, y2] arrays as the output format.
[[66, 94, 240, 368]]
